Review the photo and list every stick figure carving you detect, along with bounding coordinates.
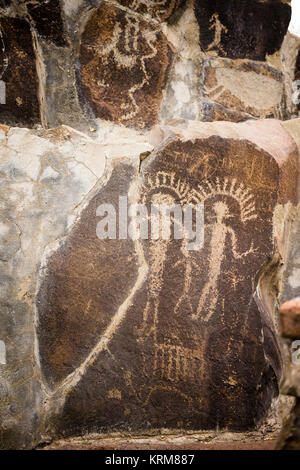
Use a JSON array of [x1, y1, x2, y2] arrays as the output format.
[[195, 200, 257, 322], [79, 4, 172, 128], [138, 174, 258, 385], [207, 13, 228, 55]]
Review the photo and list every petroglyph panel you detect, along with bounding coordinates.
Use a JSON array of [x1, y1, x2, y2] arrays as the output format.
[[0, 17, 39, 126], [77, 3, 174, 129], [194, 0, 291, 60], [202, 59, 285, 120], [117, 0, 186, 22], [37, 133, 298, 437], [37, 161, 139, 387]]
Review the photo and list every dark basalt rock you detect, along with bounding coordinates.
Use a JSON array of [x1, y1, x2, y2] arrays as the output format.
[[77, 3, 174, 129], [37, 131, 298, 437], [0, 17, 40, 126], [26, 0, 66, 46], [194, 0, 291, 61], [37, 161, 139, 388]]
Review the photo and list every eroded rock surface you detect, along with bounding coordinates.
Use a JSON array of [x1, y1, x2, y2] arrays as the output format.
[[77, 3, 174, 129], [201, 59, 286, 121], [0, 125, 111, 449], [0, 17, 39, 126], [37, 160, 139, 387], [0, 0, 299, 451], [26, 0, 66, 46], [36, 120, 298, 438], [117, 0, 186, 22], [280, 298, 300, 339], [194, 0, 291, 61]]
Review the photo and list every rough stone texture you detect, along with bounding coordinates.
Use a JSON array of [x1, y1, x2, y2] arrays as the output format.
[[0, 124, 131, 449], [34, 119, 298, 439], [280, 298, 300, 339], [280, 32, 300, 119], [26, 0, 67, 46], [201, 59, 286, 121], [0, 0, 293, 131], [0, 17, 40, 126], [0, 0, 66, 45], [281, 399, 300, 450], [37, 160, 139, 387], [77, 3, 174, 129], [296, 50, 300, 114], [194, 0, 291, 61], [0, 0, 299, 450], [296, 50, 300, 83], [280, 119, 300, 304], [42, 428, 287, 450], [117, 0, 186, 22]]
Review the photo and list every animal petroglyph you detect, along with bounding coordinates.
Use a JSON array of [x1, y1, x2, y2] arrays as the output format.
[[194, 0, 291, 61], [207, 13, 228, 55]]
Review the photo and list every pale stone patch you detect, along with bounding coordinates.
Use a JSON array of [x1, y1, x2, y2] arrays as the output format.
[[289, 0, 300, 37], [172, 80, 191, 103], [40, 166, 60, 182], [288, 268, 300, 289], [62, 0, 83, 17], [0, 341, 6, 365], [0, 221, 10, 238], [215, 67, 283, 110], [74, 143, 106, 177]]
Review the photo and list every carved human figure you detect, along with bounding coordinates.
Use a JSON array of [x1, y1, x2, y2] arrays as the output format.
[[207, 13, 228, 55], [195, 200, 257, 322]]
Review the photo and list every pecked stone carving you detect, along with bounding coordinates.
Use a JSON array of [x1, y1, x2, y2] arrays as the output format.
[[116, 0, 186, 22], [194, 0, 291, 61], [37, 120, 298, 437], [77, 3, 174, 129]]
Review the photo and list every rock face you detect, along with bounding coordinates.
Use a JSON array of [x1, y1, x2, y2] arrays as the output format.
[[194, 0, 291, 61], [0, 0, 299, 451], [0, 17, 39, 126], [201, 59, 285, 121], [77, 3, 174, 129], [117, 0, 186, 22], [36, 120, 298, 438], [0, 125, 109, 449], [26, 0, 66, 46], [280, 298, 300, 339], [295, 51, 300, 114], [37, 161, 139, 387]]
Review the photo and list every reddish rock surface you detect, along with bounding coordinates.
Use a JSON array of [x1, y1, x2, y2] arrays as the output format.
[[77, 3, 174, 129], [280, 298, 300, 339]]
